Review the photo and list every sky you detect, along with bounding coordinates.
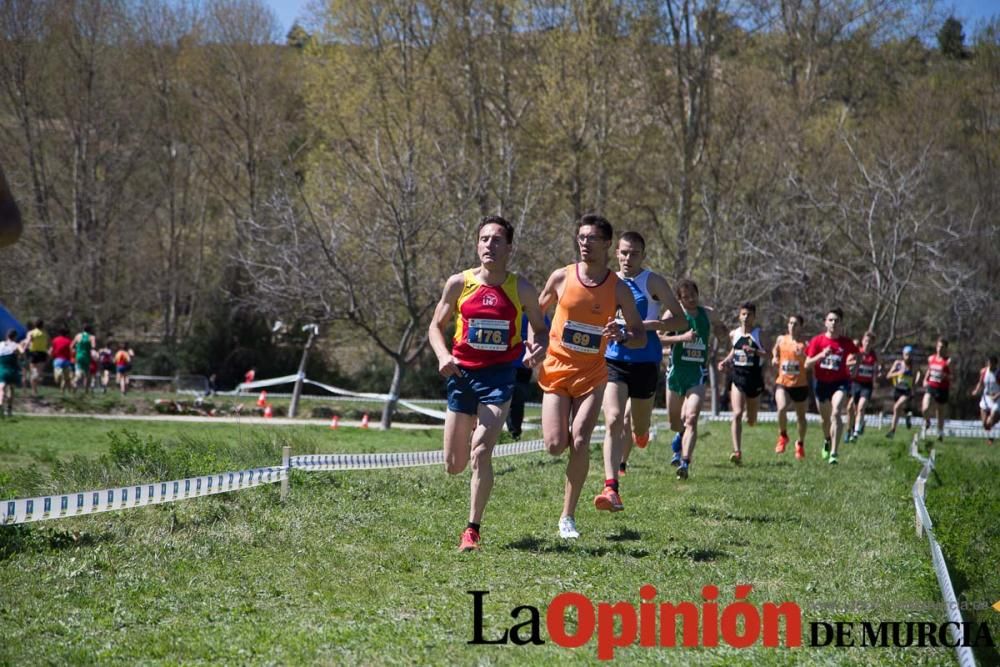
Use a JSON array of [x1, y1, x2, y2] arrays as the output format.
[[265, 0, 998, 37]]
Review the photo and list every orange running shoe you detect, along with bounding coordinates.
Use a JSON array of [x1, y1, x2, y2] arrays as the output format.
[[794, 441, 805, 460], [458, 527, 481, 552], [594, 486, 624, 512], [633, 432, 650, 449], [775, 433, 789, 453]]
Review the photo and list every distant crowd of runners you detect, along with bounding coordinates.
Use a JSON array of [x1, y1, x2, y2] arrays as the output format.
[[0, 321, 136, 415], [430, 214, 1000, 551]]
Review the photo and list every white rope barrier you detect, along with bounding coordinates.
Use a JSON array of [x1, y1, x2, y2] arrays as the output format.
[[909, 433, 977, 667], [2, 465, 287, 525]]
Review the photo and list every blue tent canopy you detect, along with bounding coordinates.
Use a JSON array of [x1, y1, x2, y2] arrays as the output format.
[[0, 304, 26, 340]]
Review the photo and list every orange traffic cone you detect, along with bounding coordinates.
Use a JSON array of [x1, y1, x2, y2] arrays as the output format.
[[257, 390, 268, 407], [263, 405, 273, 419], [330, 415, 339, 429], [360, 412, 369, 429]]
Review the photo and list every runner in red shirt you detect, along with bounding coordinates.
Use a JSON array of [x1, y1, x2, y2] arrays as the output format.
[[48, 327, 74, 395], [846, 331, 879, 442], [805, 308, 859, 465], [921, 337, 951, 443]]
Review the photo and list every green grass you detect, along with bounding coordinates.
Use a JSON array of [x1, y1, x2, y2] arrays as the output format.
[[0, 416, 994, 664]]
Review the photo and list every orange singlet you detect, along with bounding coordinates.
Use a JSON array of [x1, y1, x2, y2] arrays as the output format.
[[775, 335, 808, 388], [538, 264, 619, 398]]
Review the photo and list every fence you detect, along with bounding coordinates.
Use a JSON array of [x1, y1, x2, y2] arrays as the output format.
[[909, 432, 977, 667]]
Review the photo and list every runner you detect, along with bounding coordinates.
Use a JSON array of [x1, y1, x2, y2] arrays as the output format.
[[772, 314, 809, 459], [718, 302, 767, 464], [538, 214, 644, 538], [429, 215, 548, 551], [658, 279, 728, 479], [804, 308, 859, 465], [602, 231, 684, 481], [846, 331, 879, 442], [115, 342, 134, 395], [23, 319, 49, 397], [97, 337, 115, 393], [49, 327, 74, 395], [885, 345, 919, 439], [971, 355, 999, 445], [0, 329, 27, 416], [921, 337, 951, 442], [71, 325, 97, 395]]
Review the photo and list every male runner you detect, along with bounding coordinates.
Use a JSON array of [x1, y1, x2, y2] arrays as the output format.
[[602, 231, 684, 481], [885, 345, 919, 438], [718, 302, 767, 464], [845, 331, 879, 442], [805, 308, 858, 464], [772, 314, 809, 459], [429, 215, 548, 551], [538, 214, 644, 539], [658, 280, 728, 479], [922, 337, 951, 443], [971, 355, 999, 445]]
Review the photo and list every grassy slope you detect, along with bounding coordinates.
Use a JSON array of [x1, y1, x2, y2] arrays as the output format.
[[0, 416, 994, 665]]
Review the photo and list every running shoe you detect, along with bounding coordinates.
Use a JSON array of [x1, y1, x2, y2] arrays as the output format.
[[775, 433, 789, 454], [618, 461, 628, 476], [676, 461, 689, 480], [633, 432, 650, 449], [558, 515, 580, 539], [850, 431, 860, 443], [885, 429, 895, 439], [821, 440, 831, 460], [794, 441, 805, 460], [729, 451, 742, 465], [828, 453, 839, 465], [843, 431, 851, 444], [670, 451, 683, 467], [594, 486, 624, 512], [458, 527, 481, 552], [905, 414, 912, 429]]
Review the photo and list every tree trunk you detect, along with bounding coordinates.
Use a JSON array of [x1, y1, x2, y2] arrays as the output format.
[[380, 358, 404, 430]]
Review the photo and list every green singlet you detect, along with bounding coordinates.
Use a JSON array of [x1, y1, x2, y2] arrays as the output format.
[[667, 306, 710, 395], [75, 332, 92, 369]]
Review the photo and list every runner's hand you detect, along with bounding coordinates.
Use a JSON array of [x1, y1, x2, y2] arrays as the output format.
[[438, 356, 461, 378], [522, 341, 545, 369], [602, 317, 626, 341]]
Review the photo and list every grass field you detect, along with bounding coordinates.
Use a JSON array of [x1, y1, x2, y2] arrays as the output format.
[[0, 414, 996, 665]]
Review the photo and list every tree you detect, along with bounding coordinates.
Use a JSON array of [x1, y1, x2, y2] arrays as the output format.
[[938, 16, 966, 60]]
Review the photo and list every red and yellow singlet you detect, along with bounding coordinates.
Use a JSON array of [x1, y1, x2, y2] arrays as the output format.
[[451, 269, 523, 369]]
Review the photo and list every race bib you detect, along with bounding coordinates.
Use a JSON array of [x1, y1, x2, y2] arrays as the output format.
[[820, 353, 842, 371], [561, 320, 603, 354], [928, 368, 944, 382], [857, 363, 875, 379], [681, 340, 706, 364], [781, 360, 800, 376], [467, 318, 510, 351], [733, 350, 751, 367]]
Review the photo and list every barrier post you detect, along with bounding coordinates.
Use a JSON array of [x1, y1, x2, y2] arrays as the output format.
[[914, 477, 925, 537], [281, 446, 291, 502]]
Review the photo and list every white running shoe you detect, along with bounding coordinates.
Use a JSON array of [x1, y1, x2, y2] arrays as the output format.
[[558, 515, 580, 539]]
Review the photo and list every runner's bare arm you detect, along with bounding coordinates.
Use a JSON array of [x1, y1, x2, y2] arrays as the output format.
[[647, 273, 687, 331], [428, 273, 465, 378], [518, 276, 549, 369], [607, 281, 646, 348], [537, 267, 566, 314]]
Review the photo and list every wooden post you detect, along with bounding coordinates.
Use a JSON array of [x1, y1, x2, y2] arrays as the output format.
[[280, 445, 291, 502]]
